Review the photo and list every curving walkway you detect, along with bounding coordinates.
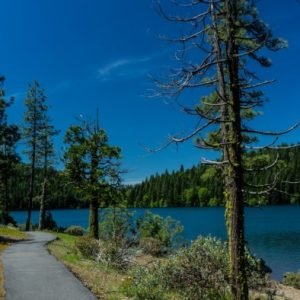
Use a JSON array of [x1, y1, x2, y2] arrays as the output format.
[[2, 231, 96, 300]]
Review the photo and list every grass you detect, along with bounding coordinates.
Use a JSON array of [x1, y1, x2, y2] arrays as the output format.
[[0, 226, 27, 241], [48, 232, 128, 300], [0, 226, 27, 300]]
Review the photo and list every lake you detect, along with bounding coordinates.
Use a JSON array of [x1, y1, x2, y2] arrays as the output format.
[[11, 205, 300, 280]]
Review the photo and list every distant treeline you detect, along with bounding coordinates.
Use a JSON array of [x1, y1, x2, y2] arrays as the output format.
[[125, 146, 300, 207], [8, 164, 80, 210], [7, 145, 300, 210]]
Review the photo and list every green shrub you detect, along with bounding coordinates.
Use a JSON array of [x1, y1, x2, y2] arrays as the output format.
[[121, 265, 169, 300], [65, 225, 85, 236], [162, 236, 230, 300], [96, 239, 133, 271], [283, 271, 300, 289], [139, 237, 164, 256], [75, 236, 99, 258], [122, 236, 271, 300], [99, 208, 135, 246], [136, 211, 184, 256]]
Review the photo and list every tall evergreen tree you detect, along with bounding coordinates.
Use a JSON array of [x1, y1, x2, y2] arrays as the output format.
[[155, 1, 291, 298], [23, 80, 47, 231], [64, 115, 121, 239], [37, 109, 59, 230]]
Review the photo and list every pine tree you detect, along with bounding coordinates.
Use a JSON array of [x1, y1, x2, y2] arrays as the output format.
[[38, 111, 59, 230], [23, 80, 47, 231], [64, 114, 121, 239], [155, 1, 291, 298]]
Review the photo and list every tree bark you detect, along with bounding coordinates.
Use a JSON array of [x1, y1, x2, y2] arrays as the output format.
[[38, 179, 47, 230], [88, 145, 99, 239], [88, 198, 99, 239], [224, 1, 248, 299]]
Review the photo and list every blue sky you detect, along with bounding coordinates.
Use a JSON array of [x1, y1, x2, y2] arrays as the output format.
[[1, 0, 300, 184]]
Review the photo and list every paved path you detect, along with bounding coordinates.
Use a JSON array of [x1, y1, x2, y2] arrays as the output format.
[[2, 231, 96, 300]]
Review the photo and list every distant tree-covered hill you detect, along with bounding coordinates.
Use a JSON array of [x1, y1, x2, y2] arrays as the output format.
[[125, 146, 300, 207], [8, 145, 300, 210]]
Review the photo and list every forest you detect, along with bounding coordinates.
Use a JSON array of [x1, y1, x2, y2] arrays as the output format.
[[3, 133, 300, 211], [126, 146, 300, 208]]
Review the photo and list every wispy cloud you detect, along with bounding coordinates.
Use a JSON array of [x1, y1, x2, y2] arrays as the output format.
[[98, 59, 132, 77], [97, 52, 163, 81]]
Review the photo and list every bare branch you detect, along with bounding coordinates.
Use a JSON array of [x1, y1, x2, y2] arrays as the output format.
[[201, 157, 228, 165], [171, 119, 215, 143], [281, 180, 300, 184], [156, 2, 210, 23], [242, 122, 300, 136], [244, 137, 279, 150], [241, 80, 276, 89]]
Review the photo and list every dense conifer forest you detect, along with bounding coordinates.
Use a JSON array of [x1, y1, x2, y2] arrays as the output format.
[[126, 146, 300, 208], [6, 145, 300, 210]]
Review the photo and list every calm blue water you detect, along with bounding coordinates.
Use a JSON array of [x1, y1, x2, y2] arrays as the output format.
[[11, 206, 300, 280]]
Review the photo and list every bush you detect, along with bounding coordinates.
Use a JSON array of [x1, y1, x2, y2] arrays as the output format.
[[121, 265, 169, 300], [99, 208, 135, 246], [75, 236, 99, 258], [96, 239, 133, 271], [139, 237, 165, 256], [283, 271, 300, 289], [123, 236, 272, 300], [65, 225, 85, 236], [162, 236, 230, 299], [136, 211, 184, 256]]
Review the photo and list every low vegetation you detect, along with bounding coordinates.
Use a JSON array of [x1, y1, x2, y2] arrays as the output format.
[[0, 225, 27, 242], [47, 212, 295, 300], [64, 225, 85, 236], [122, 236, 277, 300], [283, 271, 300, 289]]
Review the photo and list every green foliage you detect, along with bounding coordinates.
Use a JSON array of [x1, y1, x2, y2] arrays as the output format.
[[99, 208, 135, 246], [98, 208, 136, 270], [0, 77, 20, 215], [283, 271, 300, 289], [63, 118, 122, 238], [136, 211, 184, 255], [126, 146, 300, 208], [75, 236, 99, 258], [160, 237, 231, 300], [139, 237, 164, 256], [123, 236, 271, 300], [121, 265, 169, 300], [64, 225, 85, 236], [63, 124, 121, 197], [96, 239, 133, 271]]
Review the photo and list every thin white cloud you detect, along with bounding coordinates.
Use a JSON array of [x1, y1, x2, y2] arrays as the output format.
[[97, 53, 159, 80], [98, 59, 131, 77]]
